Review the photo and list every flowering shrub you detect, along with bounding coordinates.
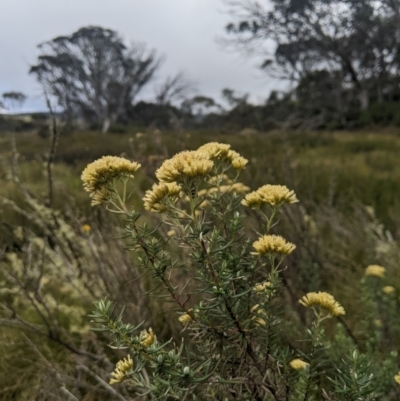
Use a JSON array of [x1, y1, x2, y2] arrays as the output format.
[[83, 142, 400, 400]]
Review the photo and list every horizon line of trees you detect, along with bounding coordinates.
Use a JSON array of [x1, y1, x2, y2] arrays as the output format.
[[4, 0, 400, 134]]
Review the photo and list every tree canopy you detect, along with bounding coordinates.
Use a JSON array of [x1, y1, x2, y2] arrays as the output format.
[[30, 26, 161, 132], [2, 91, 27, 111], [225, 0, 400, 121]]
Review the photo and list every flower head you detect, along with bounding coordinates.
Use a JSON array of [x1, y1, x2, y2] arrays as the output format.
[[197, 142, 231, 159], [143, 182, 181, 212], [227, 150, 248, 170], [299, 292, 345, 316], [290, 359, 309, 370], [197, 143, 248, 171], [109, 355, 133, 384], [383, 286, 395, 295], [365, 265, 386, 278], [215, 182, 250, 195], [156, 151, 213, 183], [252, 235, 296, 256], [253, 281, 271, 293], [242, 184, 298, 208], [82, 156, 141, 205], [178, 312, 193, 325], [395, 371, 400, 385], [140, 328, 156, 348]]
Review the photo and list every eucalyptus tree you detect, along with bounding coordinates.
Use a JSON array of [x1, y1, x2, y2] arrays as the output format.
[[224, 0, 400, 112], [2, 91, 27, 112], [30, 26, 161, 133]]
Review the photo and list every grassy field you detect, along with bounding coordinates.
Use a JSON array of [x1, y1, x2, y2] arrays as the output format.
[[1, 128, 399, 229], [1, 128, 400, 399]]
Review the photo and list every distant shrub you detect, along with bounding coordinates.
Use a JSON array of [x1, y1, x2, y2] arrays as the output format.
[[109, 124, 129, 134], [359, 102, 400, 127]]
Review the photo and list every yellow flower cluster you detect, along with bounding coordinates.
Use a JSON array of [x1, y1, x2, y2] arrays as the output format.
[[395, 371, 400, 385], [140, 328, 156, 348], [197, 143, 248, 170], [253, 281, 271, 293], [156, 151, 213, 183], [142, 144, 249, 211], [252, 235, 296, 256], [365, 264, 386, 278], [198, 142, 231, 159], [227, 150, 248, 170], [299, 292, 345, 317], [383, 286, 395, 294], [143, 182, 182, 212], [109, 355, 133, 384], [242, 184, 298, 208], [290, 359, 309, 370], [82, 156, 141, 205]]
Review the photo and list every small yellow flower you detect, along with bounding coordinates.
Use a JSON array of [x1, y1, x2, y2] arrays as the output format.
[[227, 150, 248, 170], [90, 186, 112, 206], [365, 265, 386, 278], [82, 156, 141, 206], [197, 143, 248, 170], [143, 182, 181, 213], [383, 286, 395, 294], [167, 229, 177, 237], [290, 359, 309, 370], [394, 371, 400, 385], [242, 184, 298, 208], [252, 235, 296, 256], [140, 328, 156, 348], [253, 281, 271, 293], [250, 304, 267, 326], [215, 183, 250, 194], [109, 355, 133, 385], [197, 142, 231, 159], [82, 224, 91, 233], [156, 151, 213, 183], [198, 182, 250, 199], [299, 292, 345, 317], [178, 312, 193, 325], [374, 319, 382, 327]]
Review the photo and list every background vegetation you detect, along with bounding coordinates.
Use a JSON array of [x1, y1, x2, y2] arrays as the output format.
[[0, 127, 400, 399]]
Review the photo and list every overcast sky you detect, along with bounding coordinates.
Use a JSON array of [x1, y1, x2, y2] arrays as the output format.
[[0, 0, 282, 112]]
